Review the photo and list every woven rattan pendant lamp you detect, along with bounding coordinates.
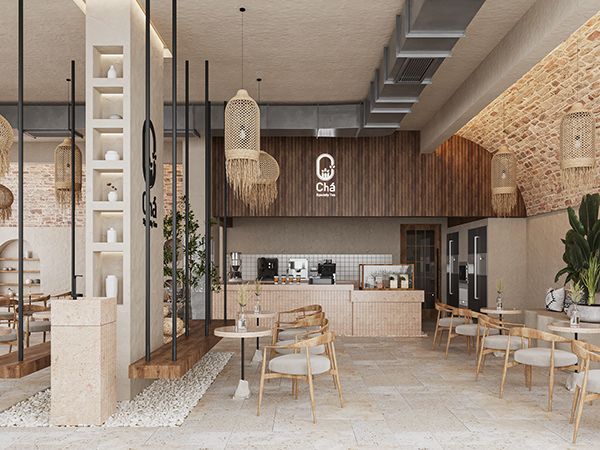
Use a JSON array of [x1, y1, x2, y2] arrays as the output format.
[[225, 6, 260, 199], [242, 78, 280, 213], [0, 114, 13, 178], [54, 137, 82, 207], [560, 40, 596, 189], [491, 101, 517, 217], [0, 184, 13, 221]]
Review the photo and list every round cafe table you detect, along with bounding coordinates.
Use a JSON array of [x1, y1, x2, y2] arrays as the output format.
[[481, 307, 522, 323], [548, 320, 600, 342], [214, 325, 272, 399], [247, 311, 276, 363]]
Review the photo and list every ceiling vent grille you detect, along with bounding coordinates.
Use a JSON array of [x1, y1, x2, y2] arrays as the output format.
[[395, 58, 435, 83]]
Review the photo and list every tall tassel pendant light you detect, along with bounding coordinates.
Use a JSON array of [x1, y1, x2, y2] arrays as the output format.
[[491, 100, 517, 217], [0, 114, 13, 178], [242, 78, 280, 213], [560, 38, 595, 189], [54, 137, 82, 207], [0, 184, 13, 221], [225, 6, 260, 199]]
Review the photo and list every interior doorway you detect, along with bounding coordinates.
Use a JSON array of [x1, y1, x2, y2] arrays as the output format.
[[400, 224, 441, 319]]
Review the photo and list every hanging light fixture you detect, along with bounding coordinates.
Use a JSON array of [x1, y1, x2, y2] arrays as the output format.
[[241, 78, 280, 213], [0, 114, 13, 178], [0, 184, 13, 221], [560, 39, 596, 189], [225, 6, 260, 199], [54, 137, 82, 207], [491, 100, 517, 216]]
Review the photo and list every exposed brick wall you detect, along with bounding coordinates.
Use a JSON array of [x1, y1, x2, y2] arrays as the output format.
[[458, 13, 600, 216], [163, 163, 183, 215], [0, 163, 86, 227], [0, 163, 183, 227]]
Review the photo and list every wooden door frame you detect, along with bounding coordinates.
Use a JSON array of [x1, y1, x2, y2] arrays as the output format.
[[400, 224, 442, 311]]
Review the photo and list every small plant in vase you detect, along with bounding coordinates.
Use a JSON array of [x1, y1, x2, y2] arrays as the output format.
[[496, 279, 504, 310], [568, 281, 583, 326], [236, 283, 249, 331], [106, 183, 118, 202], [253, 278, 262, 314]]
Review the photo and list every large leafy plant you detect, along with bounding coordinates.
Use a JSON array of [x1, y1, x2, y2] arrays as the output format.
[[555, 194, 600, 304], [164, 200, 221, 293]]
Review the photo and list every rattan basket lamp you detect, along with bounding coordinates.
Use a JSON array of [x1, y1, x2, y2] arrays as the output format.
[[0, 184, 13, 221], [0, 114, 13, 178], [54, 137, 82, 207], [247, 150, 280, 213], [224, 7, 260, 199], [491, 144, 517, 217], [560, 41, 596, 189]]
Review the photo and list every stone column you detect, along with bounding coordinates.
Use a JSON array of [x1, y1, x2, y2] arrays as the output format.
[[50, 297, 117, 426]]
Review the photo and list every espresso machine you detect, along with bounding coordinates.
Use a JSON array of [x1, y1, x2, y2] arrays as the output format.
[[257, 257, 278, 281], [288, 258, 308, 280], [229, 252, 243, 282], [309, 259, 336, 284]]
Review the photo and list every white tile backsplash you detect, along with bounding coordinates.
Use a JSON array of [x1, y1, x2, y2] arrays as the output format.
[[229, 253, 392, 281]]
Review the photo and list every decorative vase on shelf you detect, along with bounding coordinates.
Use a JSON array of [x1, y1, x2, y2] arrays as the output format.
[[107, 64, 117, 79], [105, 275, 118, 299], [106, 227, 117, 243], [107, 190, 118, 202], [104, 150, 120, 161], [496, 293, 503, 310], [236, 306, 247, 332], [254, 295, 261, 314]]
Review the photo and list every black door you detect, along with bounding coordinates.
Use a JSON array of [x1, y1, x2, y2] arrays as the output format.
[[447, 232, 459, 307], [468, 226, 487, 311], [403, 226, 440, 310]]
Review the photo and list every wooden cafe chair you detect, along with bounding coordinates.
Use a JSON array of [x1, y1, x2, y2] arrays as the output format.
[[258, 331, 343, 424], [570, 340, 600, 444], [432, 302, 465, 349], [475, 314, 521, 380], [499, 327, 578, 411]]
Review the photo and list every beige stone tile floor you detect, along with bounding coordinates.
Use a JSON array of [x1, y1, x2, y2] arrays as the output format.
[[1, 326, 600, 449]]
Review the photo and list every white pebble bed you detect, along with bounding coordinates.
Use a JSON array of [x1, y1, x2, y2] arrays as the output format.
[[0, 351, 232, 428]]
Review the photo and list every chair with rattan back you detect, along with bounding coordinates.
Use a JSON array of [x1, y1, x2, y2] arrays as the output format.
[[258, 331, 343, 423], [432, 302, 461, 350], [475, 314, 522, 380], [445, 308, 489, 357], [569, 340, 600, 443]]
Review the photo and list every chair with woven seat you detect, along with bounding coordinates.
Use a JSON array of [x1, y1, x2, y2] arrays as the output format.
[[499, 327, 578, 411], [570, 340, 600, 443], [258, 331, 343, 423], [476, 314, 521, 380], [432, 302, 463, 349]]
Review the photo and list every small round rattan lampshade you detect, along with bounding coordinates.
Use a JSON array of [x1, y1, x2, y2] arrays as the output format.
[[560, 101, 596, 189], [491, 144, 517, 217], [0, 114, 14, 178], [54, 138, 82, 207], [245, 151, 280, 213], [0, 184, 13, 221], [225, 89, 260, 199]]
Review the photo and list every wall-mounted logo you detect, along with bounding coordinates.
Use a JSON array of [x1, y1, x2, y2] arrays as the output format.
[[141, 120, 158, 228], [315, 153, 336, 197]]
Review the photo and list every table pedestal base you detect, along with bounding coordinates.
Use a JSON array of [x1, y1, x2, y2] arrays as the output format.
[[233, 379, 250, 399], [251, 349, 263, 364]]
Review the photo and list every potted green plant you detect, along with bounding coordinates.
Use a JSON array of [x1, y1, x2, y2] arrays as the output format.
[[556, 194, 600, 322], [163, 199, 221, 317]]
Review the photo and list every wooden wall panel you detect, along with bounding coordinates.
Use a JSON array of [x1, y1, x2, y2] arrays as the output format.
[[212, 133, 527, 218]]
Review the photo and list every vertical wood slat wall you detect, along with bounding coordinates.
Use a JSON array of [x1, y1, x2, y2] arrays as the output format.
[[212, 133, 527, 218]]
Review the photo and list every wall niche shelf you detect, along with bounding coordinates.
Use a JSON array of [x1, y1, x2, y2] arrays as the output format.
[[0, 240, 41, 294]]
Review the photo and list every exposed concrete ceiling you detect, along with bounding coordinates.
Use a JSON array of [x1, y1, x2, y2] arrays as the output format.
[[0, 0, 580, 135]]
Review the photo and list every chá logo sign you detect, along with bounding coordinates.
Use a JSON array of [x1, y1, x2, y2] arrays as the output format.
[[315, 153, 336, 197]]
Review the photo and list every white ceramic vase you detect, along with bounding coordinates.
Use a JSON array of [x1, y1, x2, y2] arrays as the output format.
[[105, 275, 118, 299], [107, 191, 118, 202], [107, 64, 117, 79], [106, 227, 117, 243]]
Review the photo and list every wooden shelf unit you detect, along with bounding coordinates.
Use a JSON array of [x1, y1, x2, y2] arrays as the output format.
[[0, 241, 42, 294]]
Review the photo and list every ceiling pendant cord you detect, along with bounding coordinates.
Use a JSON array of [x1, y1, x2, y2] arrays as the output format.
[[240, 7, 245, 89]]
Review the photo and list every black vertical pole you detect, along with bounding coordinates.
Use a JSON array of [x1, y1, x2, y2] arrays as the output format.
[[70, 60, 76, 300], [204, 60, 211, 336], [144, 0, 152, 361], [223, 101, 228, 324], [171, 0, 178, 361], [17, 0, 24, 361], [184, 60, 190, 337]]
